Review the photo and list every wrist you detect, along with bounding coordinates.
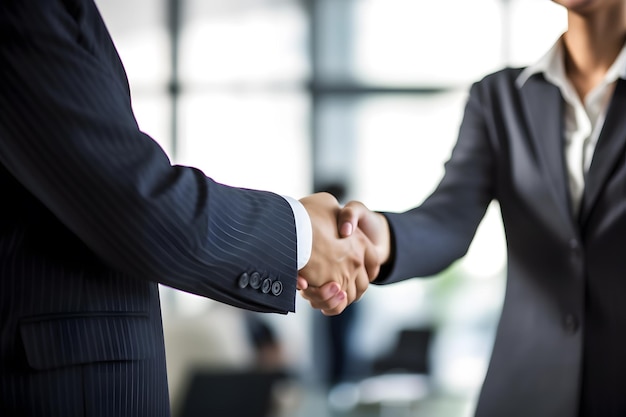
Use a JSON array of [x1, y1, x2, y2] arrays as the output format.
[[377, 213, 392, 264]]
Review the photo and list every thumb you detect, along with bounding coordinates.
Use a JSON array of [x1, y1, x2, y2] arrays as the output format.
[[297, 276, 309, 290], [338, 201, 365, 238]]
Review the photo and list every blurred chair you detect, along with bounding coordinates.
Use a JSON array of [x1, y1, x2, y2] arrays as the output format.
[[372, 328, 433, 375], [178, 369, 287, 417], [328, 327, 434, 417]]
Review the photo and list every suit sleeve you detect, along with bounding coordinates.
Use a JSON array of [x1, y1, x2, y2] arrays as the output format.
[[376, 81, 496, 283], [0, 0, 298, 313]]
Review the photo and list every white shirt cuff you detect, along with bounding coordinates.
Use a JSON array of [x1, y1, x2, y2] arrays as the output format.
[[282, 195, 312, 270]]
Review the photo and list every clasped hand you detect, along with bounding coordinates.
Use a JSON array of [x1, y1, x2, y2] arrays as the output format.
[[296, 193, 390, 315]]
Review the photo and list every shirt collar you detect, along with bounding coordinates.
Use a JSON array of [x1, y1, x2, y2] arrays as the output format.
[[516, 35, 626, 89]]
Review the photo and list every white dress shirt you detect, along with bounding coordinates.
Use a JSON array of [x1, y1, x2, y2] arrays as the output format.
[[517, 36, 626, 214], [283, 195, 312, 270]]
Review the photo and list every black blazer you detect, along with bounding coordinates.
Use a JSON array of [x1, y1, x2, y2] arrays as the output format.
[[378, 68, 626, 416], [0, 1, 298, 416]]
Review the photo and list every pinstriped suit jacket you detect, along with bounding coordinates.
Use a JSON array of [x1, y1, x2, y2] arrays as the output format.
[[376, 68, 626, 416], [0, 1, 299, 416]]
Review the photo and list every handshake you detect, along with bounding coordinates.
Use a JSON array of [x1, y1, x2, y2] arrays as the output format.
[[295, 192, 392, 316]]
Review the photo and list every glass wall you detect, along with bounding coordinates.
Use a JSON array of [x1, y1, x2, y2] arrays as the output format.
[[95, 0, 171, 152]]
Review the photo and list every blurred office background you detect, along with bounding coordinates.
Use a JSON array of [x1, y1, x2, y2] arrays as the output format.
[[95, 1, 566, 416]]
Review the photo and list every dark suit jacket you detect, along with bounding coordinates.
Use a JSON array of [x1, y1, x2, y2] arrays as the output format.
[[377, 68, 626, 416], [0, 1, 298, 416]]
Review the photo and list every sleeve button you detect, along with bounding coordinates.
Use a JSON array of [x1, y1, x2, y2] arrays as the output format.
[[237, 272, 250, 289], [250, 272, 262, 289], [261, 278, 272, 294], [271, 281, 283, 296]]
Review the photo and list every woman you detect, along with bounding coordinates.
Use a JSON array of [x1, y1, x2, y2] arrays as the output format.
[[305, 1, 626, 415]]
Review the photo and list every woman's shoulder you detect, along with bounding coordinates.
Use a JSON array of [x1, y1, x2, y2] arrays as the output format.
[[466, 67, 529, 100], [477, 67, 525, 88]]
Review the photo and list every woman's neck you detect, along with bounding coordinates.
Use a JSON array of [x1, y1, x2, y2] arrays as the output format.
[[563, 5, 626, 99]]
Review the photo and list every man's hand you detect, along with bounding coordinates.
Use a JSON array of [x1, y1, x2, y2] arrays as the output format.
[[297, 193, 380, 315], [298, 199, 391, 315]]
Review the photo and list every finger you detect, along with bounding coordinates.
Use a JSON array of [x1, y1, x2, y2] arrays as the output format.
[[299, 282, 341, 304], [344, 275, 357, 306], [296, 276, 308, 291], [305, 287, 346, 312], [354, 265, 370, 303], [342, 253, 360, 305], [321, 291, 349, 316]]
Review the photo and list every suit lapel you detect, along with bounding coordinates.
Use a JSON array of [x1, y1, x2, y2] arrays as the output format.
[[579, 78, 626, 225], [519, 75, 575, 230]]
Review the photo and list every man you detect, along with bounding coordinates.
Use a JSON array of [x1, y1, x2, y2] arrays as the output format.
[[0, 1, 377, 416]]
